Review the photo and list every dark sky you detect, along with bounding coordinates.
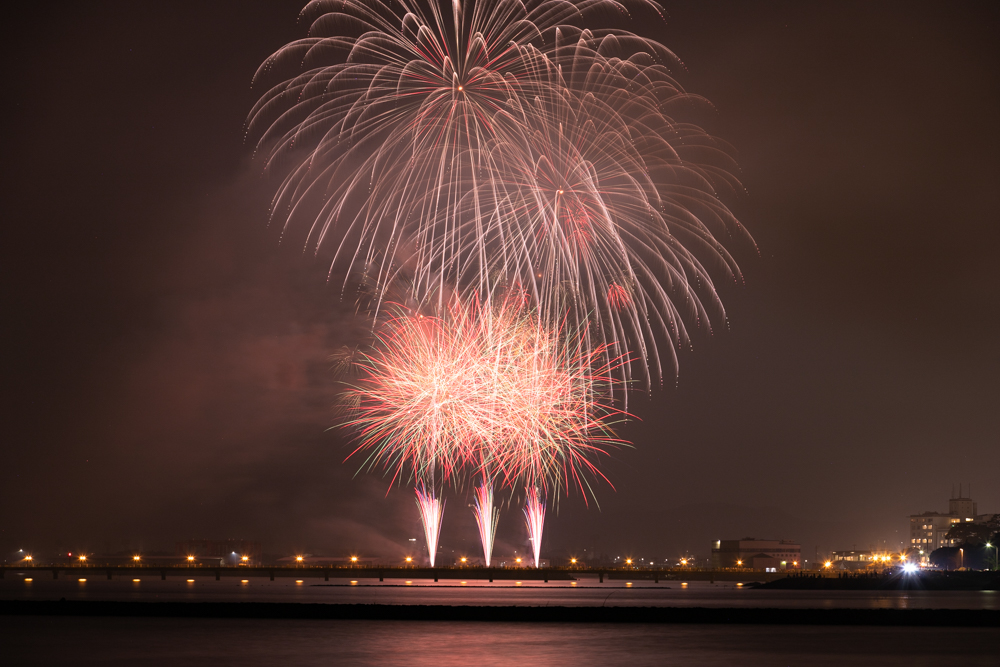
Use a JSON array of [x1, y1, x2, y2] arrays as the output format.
[[3, 1, 998, 563]]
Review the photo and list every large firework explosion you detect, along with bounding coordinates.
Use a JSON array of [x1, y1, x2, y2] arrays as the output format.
[[341, 293, 628, 498], [249, 0, 752, 387]]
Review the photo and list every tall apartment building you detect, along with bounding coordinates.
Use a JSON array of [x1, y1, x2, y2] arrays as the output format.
[[908, 488, 986, 557]]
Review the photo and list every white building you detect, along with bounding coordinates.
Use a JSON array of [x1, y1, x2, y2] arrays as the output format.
[[909, 489, 987, 557]]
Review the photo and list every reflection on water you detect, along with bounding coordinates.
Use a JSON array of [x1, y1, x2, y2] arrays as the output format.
[[1, 617, 997, 666], [1, 575, 997, 610]]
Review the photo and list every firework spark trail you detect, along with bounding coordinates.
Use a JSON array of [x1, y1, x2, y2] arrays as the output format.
[[523, 487, 546, 568], [472, 478, 499, 567], [415, 485, 445, 567], [341, 293, 629, 499], [249, 0, 753, 387]]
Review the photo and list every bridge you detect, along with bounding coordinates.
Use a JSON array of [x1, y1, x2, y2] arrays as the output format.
[[0, 565, 789, 583]]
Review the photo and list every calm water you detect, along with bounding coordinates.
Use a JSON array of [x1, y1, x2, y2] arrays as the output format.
[[1, 617, 997, 666], [2, 574, 998, 610], [3, 576, 998, 665]]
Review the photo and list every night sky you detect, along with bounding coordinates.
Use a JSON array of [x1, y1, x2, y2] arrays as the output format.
[[3, 1, 998, 563]]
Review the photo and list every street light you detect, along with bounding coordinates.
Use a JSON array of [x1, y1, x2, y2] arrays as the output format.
[[133, 556, 140, 562], [570, 558, 577, 565], [296, 556, 304, 563], [187, 556, 195, 563], [736, 560, 742, 567], [351, 556, 358, 563], [79, 555, 87, 563], [241, 555, 249, 564], [405, 556, 412, 563], [24, 555, 33, 562]]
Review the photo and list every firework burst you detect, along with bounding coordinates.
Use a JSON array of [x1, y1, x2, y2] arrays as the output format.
[[250, 0, 752, 385], [341, 293, 628, 498]]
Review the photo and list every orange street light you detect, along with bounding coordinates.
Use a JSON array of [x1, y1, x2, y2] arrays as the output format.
[[187, 556, 195, 562], [296, 556, 304, 563], [570, 558, 577, 565], [79, 555, 87, 562], [405, 556, 413, 563], [133, 556, 140, 562], [351, 556, 358, 563], [736, 560, 743, 567], [241, 555, 249, 563], [24, 555, 33, 562]]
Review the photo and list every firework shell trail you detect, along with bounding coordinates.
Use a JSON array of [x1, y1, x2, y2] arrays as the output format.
[[249, 0, 754, 387], [415, 485, 445, 567], [472, 477, 499, 567], [523, 487, 546, 568]]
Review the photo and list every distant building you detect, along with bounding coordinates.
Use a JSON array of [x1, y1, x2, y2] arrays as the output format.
[[909, 488, 989, 558], [830, 550, 875, 571], [711, 538, 801, 571]]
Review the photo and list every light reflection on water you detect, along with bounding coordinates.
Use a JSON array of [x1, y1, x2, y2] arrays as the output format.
[[1, 617, 997, 666], [1, 575, 997, 610]]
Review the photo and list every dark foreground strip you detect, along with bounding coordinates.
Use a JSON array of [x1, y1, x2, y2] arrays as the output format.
[[1, 601, 998, 626]]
